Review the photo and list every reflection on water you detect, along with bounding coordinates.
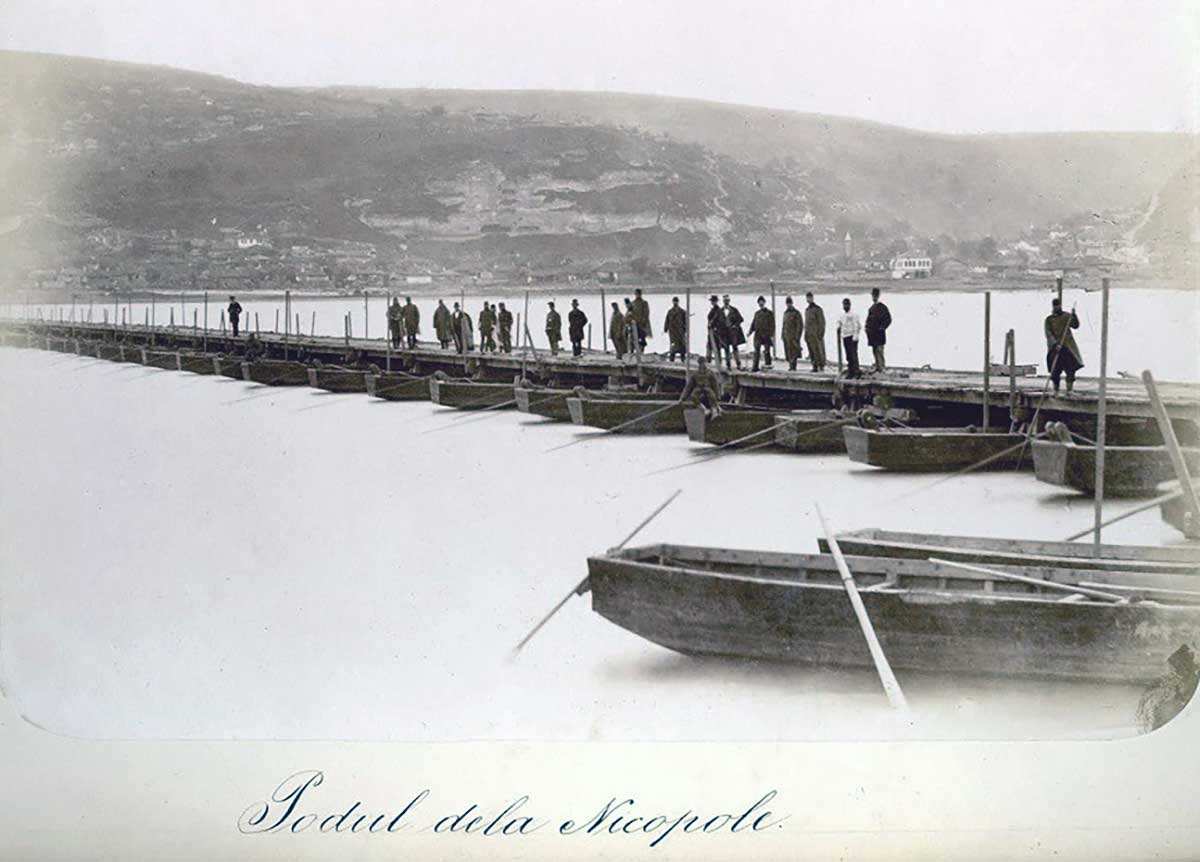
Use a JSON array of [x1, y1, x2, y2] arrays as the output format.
[[0, 346, 1188, 742]]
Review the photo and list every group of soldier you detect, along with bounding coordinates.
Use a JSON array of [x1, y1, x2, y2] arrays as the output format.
[[705, 291, 834, 373]]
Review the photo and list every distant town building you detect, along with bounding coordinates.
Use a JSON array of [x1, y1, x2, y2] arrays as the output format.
[[890, 255, 933, 278], [404, 275, 433, 285], [843, 232, 854, 262]]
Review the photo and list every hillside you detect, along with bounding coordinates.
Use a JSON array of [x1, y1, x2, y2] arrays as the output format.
[[0, 50, 1196, 285]]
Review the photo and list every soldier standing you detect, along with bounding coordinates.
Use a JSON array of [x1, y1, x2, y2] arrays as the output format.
[[664, 296, 687, 361], [497, 302, 513, 352], [567, 299, 588, 357], [433, 300, 452, 349], [748, 295, 775, 371], [402, 296, 420, 349], [227, 296, 243, 337], [608, 301, 627, 358], [545, 301, 562, 355], [707, 294, 729, 367], [630, 288, 651, 354], [804, 292, 827, 372], [387, 297, 403, 349], [722, 294, 745, 369], [781, 296, 804, 371], [865, 287, 892, 372]]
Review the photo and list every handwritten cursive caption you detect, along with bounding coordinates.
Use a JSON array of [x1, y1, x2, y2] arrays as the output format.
[[239, 771, 785, 848]]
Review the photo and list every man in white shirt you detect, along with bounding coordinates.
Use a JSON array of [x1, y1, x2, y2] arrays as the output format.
[[837, 297, 862, 378]]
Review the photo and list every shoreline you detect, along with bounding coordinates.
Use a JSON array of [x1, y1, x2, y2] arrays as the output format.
[[2, 276, 1195, 305]]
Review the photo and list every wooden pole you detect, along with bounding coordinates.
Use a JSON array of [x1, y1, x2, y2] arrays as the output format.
[[930, 558, 1123, 603], [512, 489, 682, 655], [254, 312, 260, 334], [982, 291, 991, 431], [364, 291, 369, 340], [587, 322, 592, 350], [836, 324, 843, 374], [284, 289, 291, 360], [1064, 488, 1183, 542], [770, 280, 776, 321], [151, 295, 155, 328], [1006, 329, 1016, 414], [1092, 277, 1110, 554], [601, 288, 607, 353], [1056, 275, 1063, 305], [815, 504, 908, 710], [685, 287, 692, 371], [523, 290, 530, 356], [1142, 369, 1200, 523], [310, 311, 316, 337], [274, 308, 279, 333], [295, 313, 300, 340], [203, 291, 208, 352]]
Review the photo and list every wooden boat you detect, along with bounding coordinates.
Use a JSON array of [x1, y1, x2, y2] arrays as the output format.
[[139, 347, 180, 370], [585, 543, 1200, 684], [844, 426, 1030, 471], [821, 528, 1200, 575], [516, 385, 660, 422], [213, 355, 244, 378], [94, 342, 126, 362], [1031, 439, 1200, 498], [365, 371, 430, 401], [773, 410, 855, 453], [177, 352, 216, 375], [684, 405, 779, 447], [307, 365, 369, 393], [241, 359, 310, 386], [428, 376, 514, 409], [566, 397, 687, 433], [1161, 495, 1200, 540]]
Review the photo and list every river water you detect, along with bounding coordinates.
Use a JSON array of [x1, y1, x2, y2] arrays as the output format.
[[12, 284, 1200, 379], [1, 333, 1194, 742]]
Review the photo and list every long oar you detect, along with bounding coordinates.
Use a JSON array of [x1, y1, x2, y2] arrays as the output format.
[[1061, 488, 1183, 542], [815, 504, 909, 711], [372, 375, 433, 397], [512, 489, 683, 656], [647, 415, 854, 478], [645, 438, 778, 477], [1012, 302, 1079, 469], [544, 401, 682, 453], [424, 391, 568, 434], [889, 429, 1050, 504], [929, 557, 1125, 603]]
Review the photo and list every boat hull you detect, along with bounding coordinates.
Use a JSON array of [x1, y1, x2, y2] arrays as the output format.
[[514, 386, 576, 421], [1161, 496, 1200, 540], [587, 547, 1200, 684], [566, 398, 686, 433], [177, 353, 216, 375], [140, 348, 180, 370], [212, 356, 243, 378], [428, 378, 513, 409], [307, 366, 369, 393], [684, 407, 778, 447], [822, 528, 1200, 575], [844, 426, 1029, 471], [773, 411, 851, 453], [1031, 439, 1200, 498], [241, 359, 310, 386], [366, 372, 430, 401]]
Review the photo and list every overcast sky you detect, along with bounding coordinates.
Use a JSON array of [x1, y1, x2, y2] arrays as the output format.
[[3, 0, 1197, 134]]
